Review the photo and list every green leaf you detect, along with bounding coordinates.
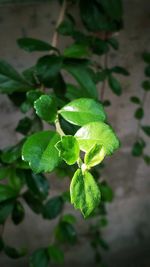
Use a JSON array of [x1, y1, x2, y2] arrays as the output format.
[[11, 201, 25, 225], [132, 141, 145, 157], [107, 37, 119, 50], [61, 214, 76, 224], [42, 196, 64, 220], [100, 0, 123, 20], [75, 121, 120, 155], [130, 96, 141, 104], [70, 169, 101, 217], [47, 245, 64, 264], [142, 51, 150, 63], [55, 135, 79, 165], [108, 74, 122, 95], [141, 126, 150, 136], [100, 182, 114, 202], [85, 144, 106, 168], [55, 221, 77, 244], [23, 190, 43, 214], [1, 141, 23, 164], [36, 55, 63, 86], [64, 43, 90, 58], [111, 66, 129, 76], [25, 172, 49, 200], [17, 38, 58, 53], [4, 246, 27, 259], [143, 155, 150, 165], [15, 117, 32, 135], [59, 98, 106, 126], [64, 65, 98, 99], [34, 95, 57, 123], [103, 100, 111, 107], [26, 90, 43, 105], [0, 59, 24, 83], [57, 18, 75, 36], [30, 248, 49, 267], [0, 167, 10, 180], [0, 200, 14, 224], [22, 131, 60, 173], [134, 107, 144, 120], [145, 65, 150, 77], [0, 184, 17, 202], [142, 80, 150, 91]]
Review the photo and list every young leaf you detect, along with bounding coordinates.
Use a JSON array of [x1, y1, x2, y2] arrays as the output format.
[[134, 107, 144, 120], [64, 65, 98, 99], [17, 37, 58, 53], [42, 196, 64, 220], [108, 74, 122, 96], [64, 43, 90, 58], [141, 126, 150, 136], [59, 98, 106, 126], [11, 201, 25, 225], [70, 169, 101, 217], [75, 121, 120, 155], [22, 131, 60, 173], [30, 248, 49, 267], [47, 245, 64, 264], [130, 96, 141, 104], [55, 136, 79, 165], [84, 144, 106, 168], [34, 95, 57, 123]]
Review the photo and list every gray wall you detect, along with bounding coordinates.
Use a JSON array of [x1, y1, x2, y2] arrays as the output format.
[[0, 1, 150, 266]]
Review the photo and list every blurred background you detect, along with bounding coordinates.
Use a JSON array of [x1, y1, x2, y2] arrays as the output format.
[[0, 0, 150, 266]]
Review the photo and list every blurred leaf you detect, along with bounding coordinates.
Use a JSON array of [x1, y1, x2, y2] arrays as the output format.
[[15, 117, 32, 135], [111, 66, 129, 76], [30, 248, 49, 267], [132, 140, 145, 157], [17, 37, 58, 53], [42, 196, 64, 220], [0, 184, 18, 202], [26, 90, 43, 105], [145, 65, 150, 77], [1, 141, 23, 164], [47, 245, 64, 264], [107, 37, 119, 50], [143, 155, 150, 165], [61, 214, 76, 224], [130, 96, 141, 104], [0, 167, 10, 180], [108, 74, 122, 95], [134, 107, 144, 120], [64, 43, 90, 58], [142, 80, 150, 91], [142, 51, 150, 64], [0, 200, 14, 224], [23, 190, 43, 214], [11, 201, 25, 225], [4, 246, 27, 259], [141, 126, 150, 136], [100, 182, 114, 202], [55, 221, 77, 244]]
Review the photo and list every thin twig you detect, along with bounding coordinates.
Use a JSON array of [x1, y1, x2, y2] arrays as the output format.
[[51, 0, 67, 48], [100, 52, 108, 101]]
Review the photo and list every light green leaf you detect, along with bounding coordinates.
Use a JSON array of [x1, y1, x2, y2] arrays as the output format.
[[34, 95, 57, 123], [75, 121, 120, 155], [84, 144, 106, 168], [70, 169, 101, 217], [55, 135, 79, 165], [22, 131, 60, 173], [59, 98, 106, 126], [64, 65, 98, 99], [64, 43, 90, 58]]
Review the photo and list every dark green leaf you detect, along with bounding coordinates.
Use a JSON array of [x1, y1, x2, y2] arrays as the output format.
[[70, 169, 101, 217], [130, 96, 141, 104], [103, 100, 111, 107], [22, 131, 60, 173], [0, 59, 24, 82], [107, 37, 119, 50], [55, 135, 79, 165], [61, 214, 76, 224], [47, 245, 64, 264], [23, 190, 43, 214], [0, 184, 18, 202], [64, 43, 90, 58], [34, 95, 57, 123], [4, 246, 27, 259], [142, 51, 150, 63], [59, 98, 106, 126], [15, 117, 32, 135], [30, 248, 49, 267], [1, 141, 23, 164], [111, 66, 129, 76], [17, 37, 58, 53], [100, 0, 123, 20], [108, 74, 122, 95], [57, 18, 75, 36], [11, 201, 25, 225], [26, 90, 43, 105], [0, 200, 14, 224], [132, 141, 145, 157], [134, 107, 144, 120], [26, 172, 49, 200], [145, 65, 150, 77], [75, 121, 120, 155], [143, 155, 150, 165], [55, 221, 77, 244], [142, 80, 150, 91], [36, 55, 63, 86], [42, 196, 64, 220], [141, 126, 150, 136], [100, 182, 114, 202], [0, 167, 10, 180]]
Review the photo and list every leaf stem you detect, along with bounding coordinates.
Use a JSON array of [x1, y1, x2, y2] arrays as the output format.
[[100, 52, 108, 101]]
